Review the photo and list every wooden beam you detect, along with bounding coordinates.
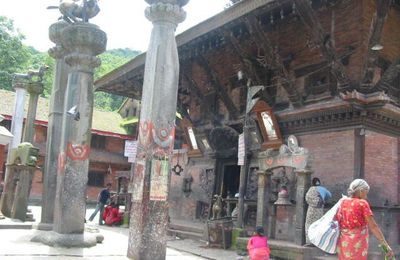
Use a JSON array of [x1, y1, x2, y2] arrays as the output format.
[[181, 69, 220, 123], [375, 58, 400, 96], [294, 0, 350, 90], [244, 16, 303, 108], [361, 0, 391, 89], [196, 55, 240, 119], [223, 29, 263, 86]]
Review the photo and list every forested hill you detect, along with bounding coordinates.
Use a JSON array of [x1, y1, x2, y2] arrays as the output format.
[[0, 15, 140, 112]]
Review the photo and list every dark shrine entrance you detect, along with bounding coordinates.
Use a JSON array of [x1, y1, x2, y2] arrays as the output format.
[[221, 164, 240, 198]]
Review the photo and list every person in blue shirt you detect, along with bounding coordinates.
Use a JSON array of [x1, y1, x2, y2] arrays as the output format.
[[89, 183, 112, 225], [305, 177, 332, 245], [315, 178, 332, 203]]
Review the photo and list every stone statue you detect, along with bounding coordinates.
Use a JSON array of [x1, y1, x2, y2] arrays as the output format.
[[211, 194, 223, 219], [47, 0, 100, 23], [13, 66, 49, 84]]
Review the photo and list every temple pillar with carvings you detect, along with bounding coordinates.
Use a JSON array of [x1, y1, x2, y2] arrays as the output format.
[[127, 1, 187, 259]]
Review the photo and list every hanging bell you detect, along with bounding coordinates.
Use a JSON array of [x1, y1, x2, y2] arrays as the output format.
[[274, 188, 292, 206]]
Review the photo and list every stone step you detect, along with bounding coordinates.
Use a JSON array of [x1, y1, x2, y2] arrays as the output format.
[[25, 213, 35, 222], [169, 222, 204, 234], [168, 228, 204, 241]]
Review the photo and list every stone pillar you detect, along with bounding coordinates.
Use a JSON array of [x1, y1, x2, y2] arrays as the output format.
[[10, 166, 35, 221], [39, 21, 70, 230], [32, 22, 106, 248], [127, 1, 187, 259], [54, 22, 106, 234], [8, 83, 27, 150], [0, 81, 27, 217], [23, 83, 43, 143], [256, 170, 271, 236], [294, 169, 312, 245]]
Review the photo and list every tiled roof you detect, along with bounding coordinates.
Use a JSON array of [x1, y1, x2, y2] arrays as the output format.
[[0, 89, 129, 136]]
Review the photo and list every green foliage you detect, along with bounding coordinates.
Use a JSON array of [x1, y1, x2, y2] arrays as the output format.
[[93, 48, 140, 111], [0, 16, 31, 90]]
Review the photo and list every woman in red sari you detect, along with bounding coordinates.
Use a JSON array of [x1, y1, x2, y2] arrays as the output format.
[[335, 179, 394, 259]]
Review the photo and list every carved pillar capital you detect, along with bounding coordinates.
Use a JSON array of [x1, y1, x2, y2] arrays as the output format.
[[26, 82, 44, 96], [64, 54, 101, 71], [60, 23, 107, 62], [48, 46, 68, 60], [145, 2, 187, 25], [49, 21, 70, 45]]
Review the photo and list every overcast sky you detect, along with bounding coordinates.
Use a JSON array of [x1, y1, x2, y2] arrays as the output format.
[[0, 0, 229, 52]]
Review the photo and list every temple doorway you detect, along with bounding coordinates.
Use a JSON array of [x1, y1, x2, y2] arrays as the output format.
[[221, 164, 240, 198]]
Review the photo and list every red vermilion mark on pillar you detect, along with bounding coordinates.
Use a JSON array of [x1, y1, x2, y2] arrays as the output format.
[[66, 143, 90, 160], [57, 151, 66, 174], [265, 158, 273, 166], [138, 121, 153, 150]]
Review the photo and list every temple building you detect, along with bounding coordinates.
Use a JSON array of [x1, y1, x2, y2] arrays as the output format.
[[0, 89, 133, 201], [95, 0, 400, 257]]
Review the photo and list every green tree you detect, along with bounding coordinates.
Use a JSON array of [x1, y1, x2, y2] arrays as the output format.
[[0, 16, 31, 90], [93, 48, 140, 111]]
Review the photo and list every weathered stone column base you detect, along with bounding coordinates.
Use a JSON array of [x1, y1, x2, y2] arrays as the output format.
[[31, 231, 104, 248], [35, 223, 53, 231]]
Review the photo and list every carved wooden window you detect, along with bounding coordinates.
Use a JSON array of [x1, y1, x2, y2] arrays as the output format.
[[253, 100, 282, 150], [181, 118, 202, 157]]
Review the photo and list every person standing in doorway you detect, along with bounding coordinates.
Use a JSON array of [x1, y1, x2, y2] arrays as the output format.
[[89, 183, 112, 225]]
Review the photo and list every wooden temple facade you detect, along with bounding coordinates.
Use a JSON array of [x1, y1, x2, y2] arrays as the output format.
[[95, 0, 400, 256]]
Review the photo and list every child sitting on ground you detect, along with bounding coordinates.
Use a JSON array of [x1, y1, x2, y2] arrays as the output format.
[[247, 226, 270, 260]]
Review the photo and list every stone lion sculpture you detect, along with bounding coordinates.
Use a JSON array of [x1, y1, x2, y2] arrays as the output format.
[[47, 0, 100, 23]]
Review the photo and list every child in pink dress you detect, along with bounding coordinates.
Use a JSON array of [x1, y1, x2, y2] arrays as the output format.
[[247, 226, 270, 260]]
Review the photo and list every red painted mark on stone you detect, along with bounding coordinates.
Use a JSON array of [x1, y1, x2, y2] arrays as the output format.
[[66, 143, 90, 161], [138, 121, 153, 149], [57, 151, 66, 173]]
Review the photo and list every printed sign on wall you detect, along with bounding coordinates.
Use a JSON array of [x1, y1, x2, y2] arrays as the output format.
[[150, 159, 169, 201]]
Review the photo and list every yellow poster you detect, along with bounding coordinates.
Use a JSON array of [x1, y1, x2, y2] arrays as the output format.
[[150, 159, 169, 201]]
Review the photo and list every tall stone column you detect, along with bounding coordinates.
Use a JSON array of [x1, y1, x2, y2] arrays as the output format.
[[127, 1, 187, 259], [0, 81, 27, 217], [294, 169, 312, 245], [8, 82, 27, 151], [32, 22, 106, 247], [256, 170, 271, 236], [39, 21, 70, 230], [23, 82, 44, 143], [54, 21, 106, 235]]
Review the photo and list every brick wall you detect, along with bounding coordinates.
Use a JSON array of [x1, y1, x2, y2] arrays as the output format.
[[105, 137, 125, 154], [297, 130, 355, 199], [364, 130, 399, 206]]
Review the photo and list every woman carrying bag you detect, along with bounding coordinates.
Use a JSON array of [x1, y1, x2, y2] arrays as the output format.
[[335, 179, 394, 259]]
